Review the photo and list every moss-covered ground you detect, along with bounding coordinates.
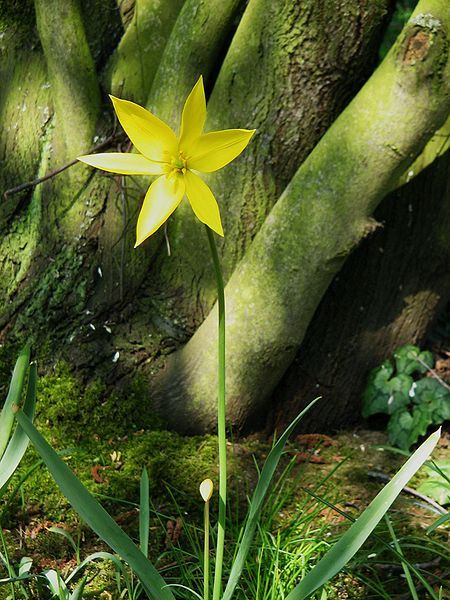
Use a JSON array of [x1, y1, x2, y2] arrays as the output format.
[[0, 353, 448, 598]]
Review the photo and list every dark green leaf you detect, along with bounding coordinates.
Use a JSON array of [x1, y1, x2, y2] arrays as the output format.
[[222, 398, 319, 600], [412, 378, 450, 423], [387, 410, 413, 450], [386, 374, 413, 414], [0, 363, 37, 494], [362, 360, 394, 417], [409, 404, 433, 446], [394, 344, 432, 375], [0, 346, 30, 459]]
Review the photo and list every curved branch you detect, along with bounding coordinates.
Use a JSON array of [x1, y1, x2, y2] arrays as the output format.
[[147, 0, 244, 126], [146, 0, 391, 325], [151, 0, 450, 433], [104, 0, 185, 104], [34, 0, 101, 159]]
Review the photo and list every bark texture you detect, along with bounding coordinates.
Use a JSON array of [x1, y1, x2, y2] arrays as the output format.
[[151, 0, 450, 433], [143, 0, 392, 335], [271, 149, 450, 433]]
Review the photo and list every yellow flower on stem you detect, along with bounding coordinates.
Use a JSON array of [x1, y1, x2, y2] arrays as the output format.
[[78, 76, 255, 246]]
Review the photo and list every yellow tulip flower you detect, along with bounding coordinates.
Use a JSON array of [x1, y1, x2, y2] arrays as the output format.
[[78, 76, 255, 246]]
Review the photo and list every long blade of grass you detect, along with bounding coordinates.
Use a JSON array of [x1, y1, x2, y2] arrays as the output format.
[[0, 346, 30, 459], [48, 526, 78, 556], [426, 512, 450, 534], [0, 363, 37, 494], [384, 515, 419, 600], [69, 576, 87, 600], [222, 398, 320, 600], [140, 467, 150, 557], [15, 411, 175, 600], [285, 428, 441, 600], [302, 487, 440, 599], [65, 551, 125, 584]]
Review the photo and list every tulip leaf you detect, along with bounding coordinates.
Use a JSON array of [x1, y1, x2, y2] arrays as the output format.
[[14, 410, 175, 600], [285, 428, 441, 600], [0, 362, 36, 495], [222, 397, 320, 600], [0, 345, 30, 459]]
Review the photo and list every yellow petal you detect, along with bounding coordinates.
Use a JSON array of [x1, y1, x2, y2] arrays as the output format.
[[78, 153, 164, 175], [135, 173, 185, 246], [187, 129, 256, 172], [110, 95, 178, 162], [199, 478, 214, 502], [184, 170, 223, 236], [179, 76, 206, 153]]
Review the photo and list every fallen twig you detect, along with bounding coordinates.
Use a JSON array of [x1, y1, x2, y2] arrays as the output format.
[[368, 470, 447, 515]]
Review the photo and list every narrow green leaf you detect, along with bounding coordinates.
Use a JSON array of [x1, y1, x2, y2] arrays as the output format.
[[0, 346, 30, 459], [426, 512, 450, 534], [0, 363, 37, 495], [43, 569, 69, 597], [69, 576, 87, 600], [48, 526, 78, 556], [15, 411, 175, 600], [0, 573, 34, 584], [140, 467, 150, 557], [285, 428, 441, 600], [222, 398, 320, 600], [65, 551, 125, 584], [385, 516, 419, 600]]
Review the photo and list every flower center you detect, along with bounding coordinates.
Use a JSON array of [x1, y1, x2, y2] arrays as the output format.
[[170, 153, 187, 172]]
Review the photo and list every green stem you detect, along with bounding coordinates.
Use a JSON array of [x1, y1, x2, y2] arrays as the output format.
[[206, 227, 226, 600], [204, 500, 210, 600]]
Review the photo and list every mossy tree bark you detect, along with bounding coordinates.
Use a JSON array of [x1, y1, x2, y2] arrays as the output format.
[[0, 0, 448, 434]]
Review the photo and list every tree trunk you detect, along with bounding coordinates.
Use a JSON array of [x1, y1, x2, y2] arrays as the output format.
[[270, 149, 450, 433], [0, 0, 448, 436], [151, 0, 449, 433]]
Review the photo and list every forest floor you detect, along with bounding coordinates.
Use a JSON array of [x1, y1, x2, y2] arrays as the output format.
[[0, 316, 448, 598], [0, 424, 448, 599]]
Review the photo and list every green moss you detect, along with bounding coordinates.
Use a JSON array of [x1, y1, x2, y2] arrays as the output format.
[[6, 426, 219, 528], [35, 361, 162, 445], [1, 357, 218, 523], [111, 431, 218, 509]]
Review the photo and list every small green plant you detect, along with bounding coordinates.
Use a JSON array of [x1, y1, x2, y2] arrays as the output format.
[[362, 344, 450, 450]]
